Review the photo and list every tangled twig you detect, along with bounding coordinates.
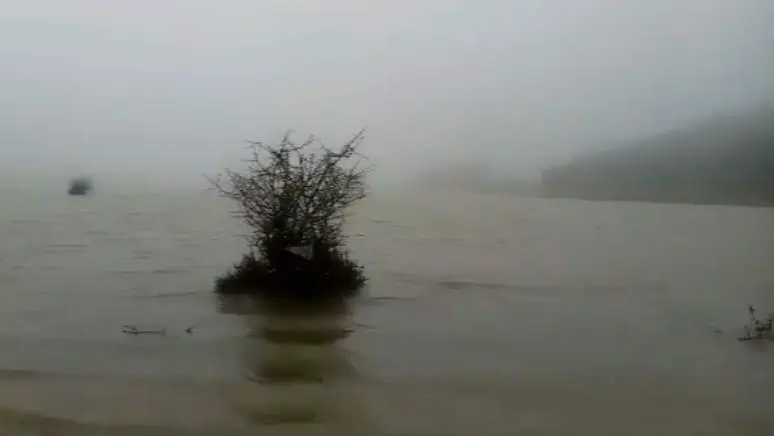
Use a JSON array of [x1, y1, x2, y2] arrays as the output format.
[[738, 305, 773, 341]]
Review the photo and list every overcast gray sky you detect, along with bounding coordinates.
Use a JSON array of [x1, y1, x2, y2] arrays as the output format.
[[1, 0, 773, 188]]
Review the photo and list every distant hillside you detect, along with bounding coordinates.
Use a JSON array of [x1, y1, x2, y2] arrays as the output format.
[[541, 107, 774, 206]]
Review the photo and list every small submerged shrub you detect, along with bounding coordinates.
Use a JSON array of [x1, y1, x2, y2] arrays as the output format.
[[739, 305, 773, 341], [214, 246, 365, 298], [67, 176, 93, 196], [209, 130, 370, 299]]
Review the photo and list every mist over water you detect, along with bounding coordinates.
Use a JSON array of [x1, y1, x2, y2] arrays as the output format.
[[2, 1, 774, 185]]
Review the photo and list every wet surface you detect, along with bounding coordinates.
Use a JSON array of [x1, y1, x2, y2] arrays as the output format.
[[1, 191, 773, 434]]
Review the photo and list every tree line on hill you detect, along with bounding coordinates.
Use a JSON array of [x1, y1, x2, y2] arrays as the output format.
[[541, 107, 774, 206]]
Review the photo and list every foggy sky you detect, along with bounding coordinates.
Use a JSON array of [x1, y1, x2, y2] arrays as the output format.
[[1, 0, 773, 188]]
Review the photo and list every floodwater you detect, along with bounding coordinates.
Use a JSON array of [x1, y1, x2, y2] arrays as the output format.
[[0, 189, 773, 435]]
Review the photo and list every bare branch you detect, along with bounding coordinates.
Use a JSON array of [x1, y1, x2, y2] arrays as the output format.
[[208, 130, 371, 263]]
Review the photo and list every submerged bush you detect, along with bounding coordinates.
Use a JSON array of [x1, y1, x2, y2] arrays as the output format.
[[67, 176, 93, 196], [739, 304, 773, 341], [209, 130, 370, 298]]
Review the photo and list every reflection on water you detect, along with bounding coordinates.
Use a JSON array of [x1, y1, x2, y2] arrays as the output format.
[[216, 295, 368, 429]]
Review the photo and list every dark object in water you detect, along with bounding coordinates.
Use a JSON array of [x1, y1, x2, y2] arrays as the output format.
[[122, 325, 166, 336], [738, 304, 773, 341], [208, 130, 369, 300], [213, 246, 365, 298], [68, 177, 93, 196]]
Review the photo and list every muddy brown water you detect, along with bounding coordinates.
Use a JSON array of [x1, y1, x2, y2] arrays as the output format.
[[0, 189, 772, 434]]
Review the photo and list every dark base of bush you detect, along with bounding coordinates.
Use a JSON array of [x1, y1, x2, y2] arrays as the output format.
[[214, 250, 366, 299]]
